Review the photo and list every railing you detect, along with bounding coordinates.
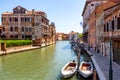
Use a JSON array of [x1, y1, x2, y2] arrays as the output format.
[[104, 30, 120, 37]]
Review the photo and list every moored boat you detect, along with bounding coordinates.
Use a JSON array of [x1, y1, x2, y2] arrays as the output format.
[[79, 61, 93, 78], [61, 61, 77, 78]]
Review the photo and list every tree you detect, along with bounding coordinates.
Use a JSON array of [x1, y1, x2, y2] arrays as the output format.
[[78, 33, 83, 38]]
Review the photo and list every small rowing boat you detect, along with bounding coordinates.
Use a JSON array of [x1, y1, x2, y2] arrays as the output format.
[[61, 61, 77, 78], [79, 61, 93, 78]]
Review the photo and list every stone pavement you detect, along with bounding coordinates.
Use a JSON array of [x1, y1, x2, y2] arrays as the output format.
[[84, 47, 120, 80], [0, 46, 40, 56]]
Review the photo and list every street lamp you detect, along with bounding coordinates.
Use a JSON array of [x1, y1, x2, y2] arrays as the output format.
[[109, 22, 113, 80]]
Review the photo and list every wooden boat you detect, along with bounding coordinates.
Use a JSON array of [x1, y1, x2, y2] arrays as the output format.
[[79, 61, 93, 78], [61, 61, 77, 78]]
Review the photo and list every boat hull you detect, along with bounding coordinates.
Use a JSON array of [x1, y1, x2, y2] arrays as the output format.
[[61, 62, 77, 78], [79, 61, 93, 78]]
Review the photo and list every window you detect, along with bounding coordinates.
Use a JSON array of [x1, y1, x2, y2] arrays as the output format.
[[112, 20, 114, 31], [22, 35, 24, 38], [15, 35, 18, 38], [21, 9, 25, 14], [3, 27, 5, 32], [2, 17, 3, 22], [25, 17, 27, 22], [22, 27, 24, 32], [117, 17, 120, 29], [9, 17, 12, 22], [21, 17, 24, 22], [2, 17, 6, 22], [10, 35, 14, 38], [29, 28, 32, 32], [25, 28, 28, 32], [10, 26, 13, 32], [15, 17, 18, 22], [91, 4, 94, 6], [107, 23, 109, 32], [15, 26, 18, 32]]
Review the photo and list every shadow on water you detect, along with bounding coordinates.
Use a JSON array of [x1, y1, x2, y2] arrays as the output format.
[[57, 72, 93, 80]]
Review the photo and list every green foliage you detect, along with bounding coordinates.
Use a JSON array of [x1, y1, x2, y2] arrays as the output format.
[[0, 40, 32, 47], [78, 33, 83, 38]]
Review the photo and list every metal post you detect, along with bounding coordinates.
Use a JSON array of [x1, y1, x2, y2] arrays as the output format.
[[109, 22, 113, 80], [109, 37, 113, 80]]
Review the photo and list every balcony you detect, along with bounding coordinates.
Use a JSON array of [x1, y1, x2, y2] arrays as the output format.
[[104, 30, 120, 38]]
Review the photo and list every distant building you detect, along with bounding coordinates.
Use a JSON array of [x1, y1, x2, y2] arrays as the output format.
[[1, 6, 51, 40], [0, 25, 2, 38], [49, 22, 56, 42], [56, 33, 69, 41], [69, 31, 79, 42]]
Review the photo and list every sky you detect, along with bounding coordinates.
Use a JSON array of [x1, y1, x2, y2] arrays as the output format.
[[0, 0, 86, 34]]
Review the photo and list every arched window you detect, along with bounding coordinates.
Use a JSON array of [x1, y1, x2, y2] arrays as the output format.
[[15, 17, 18, 22], [10, 26, 13, 32], [15, 26, 18, 32]]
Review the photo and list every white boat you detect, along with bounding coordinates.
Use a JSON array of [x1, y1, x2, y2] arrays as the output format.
[[79, 61, 93, 78], [61, 61, 77, 78]]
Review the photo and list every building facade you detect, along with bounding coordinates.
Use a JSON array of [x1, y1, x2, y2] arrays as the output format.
[[89, 10, 96, 49], [1, 6, 50, 40], [104, 4, 120, 64], [82, 0, 107, 48], [95, 1, 116, 54]]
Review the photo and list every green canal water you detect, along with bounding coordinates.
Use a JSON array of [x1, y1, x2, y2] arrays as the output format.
[[0, 41, 91, 80]]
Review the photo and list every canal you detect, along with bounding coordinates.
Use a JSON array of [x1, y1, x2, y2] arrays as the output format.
[[0, 41, 92, 80]]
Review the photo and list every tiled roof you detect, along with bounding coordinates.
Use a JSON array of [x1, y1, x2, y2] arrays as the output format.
[[2, 12, 12, 14]]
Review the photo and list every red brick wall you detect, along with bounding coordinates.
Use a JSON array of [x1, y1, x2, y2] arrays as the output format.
[[109, 0, 120, 3], [89, 10, 96, 48]]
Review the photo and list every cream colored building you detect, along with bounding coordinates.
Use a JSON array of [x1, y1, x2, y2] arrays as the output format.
[[1, 6, 50, 40]]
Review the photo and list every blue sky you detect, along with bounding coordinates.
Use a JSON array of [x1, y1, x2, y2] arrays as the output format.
[[0, 0, 85, 33]]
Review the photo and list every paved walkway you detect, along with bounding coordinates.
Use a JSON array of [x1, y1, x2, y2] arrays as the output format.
[[83, 47, 120, 80], [0, 46, 40, 55]]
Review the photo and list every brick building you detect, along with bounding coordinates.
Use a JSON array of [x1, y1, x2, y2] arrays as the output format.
[[109, 0, 120, 3], [104, 4, 120, 64], [95, 1, 116, 54], [82, 0, 107, 48], [1, 6, 51, 40], [89, 10, 96, 49]]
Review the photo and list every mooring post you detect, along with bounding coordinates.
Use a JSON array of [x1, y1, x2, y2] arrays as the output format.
[[77, 49, 80, 71], [76, 48, 81, 78], [93, 70, 97, 80]]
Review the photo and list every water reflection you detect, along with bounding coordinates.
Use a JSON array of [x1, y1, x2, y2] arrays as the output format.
[[0, 41, 92, 80]]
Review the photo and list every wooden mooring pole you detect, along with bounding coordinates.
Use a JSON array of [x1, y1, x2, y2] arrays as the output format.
[[93, 70, 97, 80], [76, 48, 81, 78]]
